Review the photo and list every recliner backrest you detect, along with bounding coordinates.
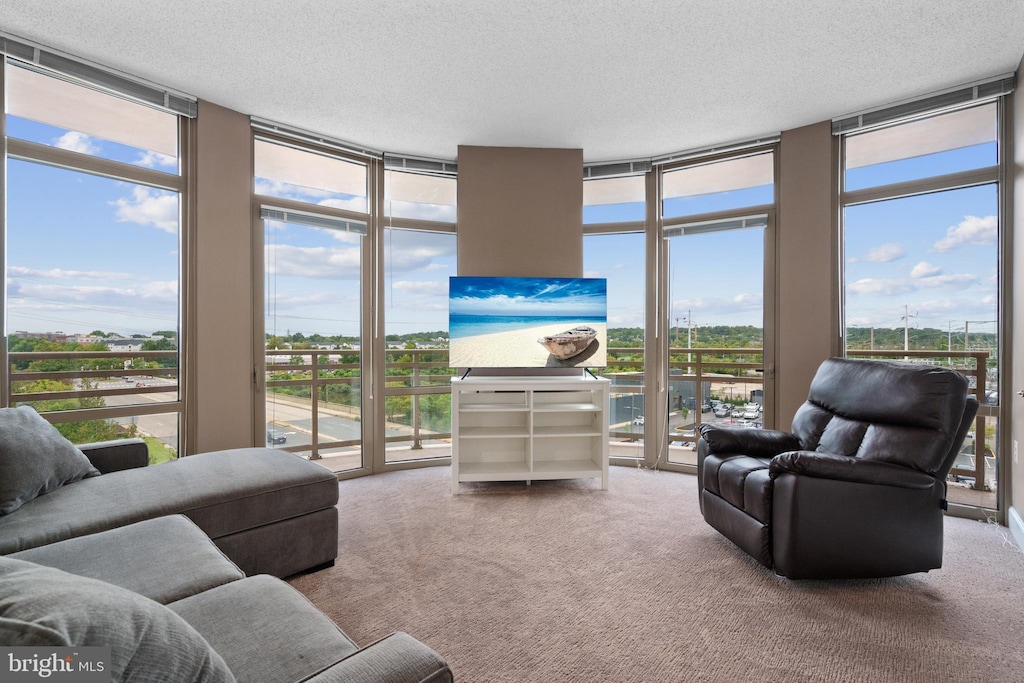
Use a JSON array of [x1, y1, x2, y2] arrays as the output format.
[[791, 358, 970, 476]]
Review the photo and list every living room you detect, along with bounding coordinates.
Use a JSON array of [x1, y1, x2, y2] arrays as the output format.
[[1, 2, 1024, 681]]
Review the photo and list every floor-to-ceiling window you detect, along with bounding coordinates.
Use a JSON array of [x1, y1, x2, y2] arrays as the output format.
[[254, 137, 370, 473], [659, 150, 776, 467], [382, 168, 457, 463], [839, 101, 1004, 511], [583, 174, 647, 459], [2, 58, 190, 463]]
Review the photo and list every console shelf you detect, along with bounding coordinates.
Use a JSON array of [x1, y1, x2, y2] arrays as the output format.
[[451, 375, 610, 494]]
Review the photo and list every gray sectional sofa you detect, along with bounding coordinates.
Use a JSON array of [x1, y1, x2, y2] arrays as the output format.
[[3, 515, 453, 682], [0, 438, 340, 578], [0, 407, 453, 682]]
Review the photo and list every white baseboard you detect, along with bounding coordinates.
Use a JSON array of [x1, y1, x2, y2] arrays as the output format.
[[1011, 506, 1024, 553]]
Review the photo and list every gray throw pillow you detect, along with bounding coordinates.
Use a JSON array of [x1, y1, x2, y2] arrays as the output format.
[[0, 406, 100, 515], [0, 556, 235, 682]]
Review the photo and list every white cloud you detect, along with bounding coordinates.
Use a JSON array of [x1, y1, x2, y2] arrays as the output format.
[[671, 298, 708, 309], [852, 242, 906, 263], [254, 179, 347, 203], [932, 215, 997, 252], [111, 187, 178, 233], [732, 293, 762, 306], [914, 273, 977, 289], [385, 200, 456, 222], [847, 278, 916, 296], [848, 272, 977, 296], [319, 197, 369, 213], [266, 244, 362, 279], [909, 261, 941, 278], [981, 294, 996, 305], [53, 131, 100, 155], [391, 280, 447, 296], [584, 270, 603, 278], [135, 150, 177, 169], [11, 280, 177, 303], [9, 266, 133, 281]]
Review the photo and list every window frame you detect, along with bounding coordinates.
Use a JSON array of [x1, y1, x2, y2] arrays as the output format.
[[654, 146, 778, 474], [1, 57, 192, 456], [836, 97, 1008, 518]]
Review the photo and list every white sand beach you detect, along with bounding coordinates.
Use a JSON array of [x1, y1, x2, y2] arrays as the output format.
[[450, 323, 608, 368]]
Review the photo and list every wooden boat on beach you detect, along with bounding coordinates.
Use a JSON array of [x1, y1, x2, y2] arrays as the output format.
[[537, 326, 597, 360]]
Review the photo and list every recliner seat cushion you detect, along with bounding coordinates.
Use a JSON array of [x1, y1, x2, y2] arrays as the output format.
[[0, 448, 339, 555], [701, 453, 773, 524]]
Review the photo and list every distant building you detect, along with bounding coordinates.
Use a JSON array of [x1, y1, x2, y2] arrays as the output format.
[[13, 330, 67, 343], [104, 339, 144, 352]]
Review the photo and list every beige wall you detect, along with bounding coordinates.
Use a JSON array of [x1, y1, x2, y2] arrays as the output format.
[[1011, 57, 1024, 538], [457, 145, 583, 277], [190, 100, 254, 453], [776, 122, 836, 426]]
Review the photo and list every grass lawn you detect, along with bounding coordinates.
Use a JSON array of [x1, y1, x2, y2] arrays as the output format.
[[144, 436, 177, 465]]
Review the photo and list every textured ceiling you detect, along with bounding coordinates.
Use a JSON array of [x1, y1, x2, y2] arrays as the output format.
[[1, 1, 1022, 162]]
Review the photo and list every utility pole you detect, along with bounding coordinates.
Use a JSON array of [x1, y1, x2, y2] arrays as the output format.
[[687, 309, 692, 372], [948, 321, 953, 368], [870, 326, 874, 351], [901, 305, 917, 361]]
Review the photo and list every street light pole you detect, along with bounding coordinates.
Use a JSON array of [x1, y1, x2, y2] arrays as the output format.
[[687, 309, 692, 371]]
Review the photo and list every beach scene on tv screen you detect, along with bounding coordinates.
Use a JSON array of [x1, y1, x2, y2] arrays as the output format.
[[449, 276, 608, 368]]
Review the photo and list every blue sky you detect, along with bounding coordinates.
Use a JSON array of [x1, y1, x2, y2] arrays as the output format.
[[3, 111, 1000, 351], [449, 277, 607, 318], [5, 117, 180, 337]]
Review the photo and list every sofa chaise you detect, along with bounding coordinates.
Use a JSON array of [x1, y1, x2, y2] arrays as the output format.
[[2, 514, 453, 682], [0, 407, 339, 578]]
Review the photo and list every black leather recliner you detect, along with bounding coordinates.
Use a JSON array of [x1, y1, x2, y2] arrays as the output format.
[[697, 357, 979, 579]]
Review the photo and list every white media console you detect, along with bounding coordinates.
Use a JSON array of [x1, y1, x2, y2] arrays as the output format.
[[450, 375, 610, 494]]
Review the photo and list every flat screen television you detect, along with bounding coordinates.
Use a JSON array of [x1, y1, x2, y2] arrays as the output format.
[[448, 276, 607, 368]]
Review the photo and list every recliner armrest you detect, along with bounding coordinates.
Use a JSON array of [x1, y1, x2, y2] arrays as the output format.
[[299, 632, 453, 683], [769, 450, 937, 490], [79, 438, 149, 474], [698, 424, 801, 458]]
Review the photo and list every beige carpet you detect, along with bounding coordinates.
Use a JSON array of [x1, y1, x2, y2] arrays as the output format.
[[290, 466, 1024, 682]]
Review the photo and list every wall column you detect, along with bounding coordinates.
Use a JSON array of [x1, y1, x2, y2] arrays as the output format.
[[457, 145, 583, 277], [188, 100, 254, 453], [776, 122, 836, 426], [1009, 57, 1023, 544]]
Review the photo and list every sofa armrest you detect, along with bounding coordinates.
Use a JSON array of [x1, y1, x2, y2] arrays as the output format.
[[300, 632, 453, 683], [698, 423, 801, 458], [78, 438, 149, 474], [769, 450, 938, 490]]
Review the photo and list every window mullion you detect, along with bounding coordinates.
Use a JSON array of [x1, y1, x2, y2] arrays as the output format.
[[841, 165, 999, 207]]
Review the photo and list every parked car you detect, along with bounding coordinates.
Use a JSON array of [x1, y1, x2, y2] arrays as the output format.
[[714, 405, 732, 418], [701, 402, 713, 413], [742, 405, 760, 420], [632, 415, 645, 426], [266, 429, 287, 445]]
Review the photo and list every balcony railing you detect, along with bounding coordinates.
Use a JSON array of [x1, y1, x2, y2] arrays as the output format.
[[264, 348, 454, 458], [7, 349, 179, 422], [6, 349, 182, 463], [847, 349, 995, 492], [11, 346, 995, 494]]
